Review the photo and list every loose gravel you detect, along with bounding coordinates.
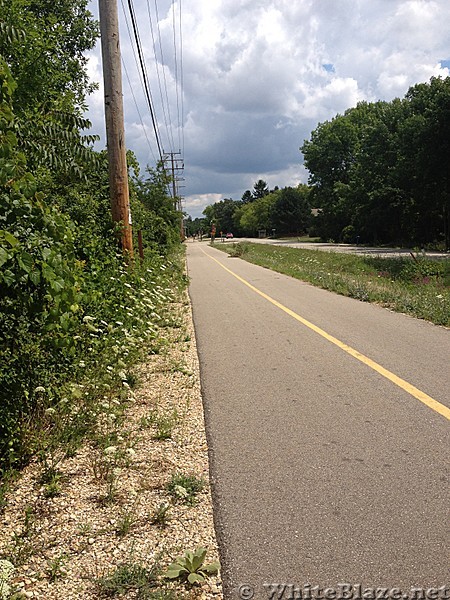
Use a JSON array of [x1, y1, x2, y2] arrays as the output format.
[[0, 294, 222, 599]]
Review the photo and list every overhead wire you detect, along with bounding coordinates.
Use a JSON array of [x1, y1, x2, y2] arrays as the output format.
[[178, 0, 185, 158], [119, 0, 161, 161], [172, 0, 181, 153], [146, 0, 176, 152], [118, 0, 185, 199], [152, 0, 177, 154], [126, 0, 164, 161], [122, 58, 158, 165]]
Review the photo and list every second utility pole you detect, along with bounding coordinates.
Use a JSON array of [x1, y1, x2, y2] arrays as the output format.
[[99, 0, 133, 257]]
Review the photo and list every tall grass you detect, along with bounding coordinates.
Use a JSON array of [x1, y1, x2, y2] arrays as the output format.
[[215, 243, 450, 326]]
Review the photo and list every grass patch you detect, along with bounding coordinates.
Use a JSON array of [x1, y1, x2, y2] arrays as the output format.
[[166, 473, 205, 506], [94, 559, 164, 598], [214, 243, 450, 326]]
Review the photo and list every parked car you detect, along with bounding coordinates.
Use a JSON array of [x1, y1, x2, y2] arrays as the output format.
[[226, 232, 234, 239]]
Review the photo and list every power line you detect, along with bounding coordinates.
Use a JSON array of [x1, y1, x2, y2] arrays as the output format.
[[152, 0, 177, 153], [171, 0, 181, 152], [178, 0, 185, 157], [120, 0, 146, 102], [146, 0, 176, 152], [118, 0, 185, 201], [122, 58, 158, 165], [126, 0, 164, 161]]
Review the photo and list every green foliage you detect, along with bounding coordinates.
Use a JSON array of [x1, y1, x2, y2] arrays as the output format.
[[227, 242, 249, 257], [252, 179, 269, 199], [147, 409, 179, 441], [203, 198, 239, 235], [184, 215, 207, 237], [151, 502, 171, 528], [0, 56, 184, 476], [95, 560, 160, 598], [0, 0, 98, 112], [0, 0, 100, 185], [203, 181, 311, 238], [164, 547, 219, 585], [46, 553, 67, 582], [131, 165, 181, 253], [0, 57, 84, 467], [166, 473, 205, 505], [302, 77, 450, 247], [115, 508, 137, 537], [0, 0, 183, 504]]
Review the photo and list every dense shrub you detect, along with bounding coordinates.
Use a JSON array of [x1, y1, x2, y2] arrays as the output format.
[[0, 57, 183, 474]]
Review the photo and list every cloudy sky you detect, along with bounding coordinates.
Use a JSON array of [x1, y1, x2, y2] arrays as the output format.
[[86, 0, 450, 218]]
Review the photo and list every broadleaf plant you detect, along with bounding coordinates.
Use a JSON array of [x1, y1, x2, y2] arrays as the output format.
[[164, 547, 219, 585]]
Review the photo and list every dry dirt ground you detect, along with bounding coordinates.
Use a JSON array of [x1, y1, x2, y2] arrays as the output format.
[[0, 293, 222, 599]]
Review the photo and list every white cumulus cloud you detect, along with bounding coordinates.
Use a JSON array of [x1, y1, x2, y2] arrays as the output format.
[[86, 0, 450, 217]]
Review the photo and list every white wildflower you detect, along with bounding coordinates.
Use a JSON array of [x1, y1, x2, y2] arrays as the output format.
[[173, 485, 188, 498], [104, 446, 117, 456], [0, 559, 14, 600], [34, 386, 46, 393]]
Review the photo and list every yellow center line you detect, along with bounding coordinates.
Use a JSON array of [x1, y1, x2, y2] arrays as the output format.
[[201, 247, 450, 421]]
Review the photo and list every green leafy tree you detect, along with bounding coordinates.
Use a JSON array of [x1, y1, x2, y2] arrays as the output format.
[[252, 179, 269, 199], [185, 216, 207, 237], [269, 185, 311, 236], [203, 198, 241, 234], [0, 0, 100, 181], [236, 194, 273, 235], [401, 77, 450, 247], [0, 0, 98, 112], [241, 189, 253, 203], [132, 165, 181, 252], [302, 77, 450, 246], [0, 57, 83, 466]]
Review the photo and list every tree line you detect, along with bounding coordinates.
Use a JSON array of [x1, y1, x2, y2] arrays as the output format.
[[195, 76, 450, 249], [186, 180, 312, 238], [302, 76, 450, 248]]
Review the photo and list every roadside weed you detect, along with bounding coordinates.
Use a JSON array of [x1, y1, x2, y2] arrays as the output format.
[[164, 547, 219, 584], [94, 559, 160, 597], [46, 553, 67, 582], [166, 473, 205, 506], [151, 502, 171, 528]]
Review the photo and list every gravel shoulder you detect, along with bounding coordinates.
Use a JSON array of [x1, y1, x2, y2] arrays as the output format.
[[0, 289, 222, 599]]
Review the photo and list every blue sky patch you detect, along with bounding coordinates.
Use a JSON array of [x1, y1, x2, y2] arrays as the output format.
[[322, 63, 335, 73]]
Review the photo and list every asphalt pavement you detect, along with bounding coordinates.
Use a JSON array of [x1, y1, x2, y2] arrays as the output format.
[[186, 241, 449, 600]]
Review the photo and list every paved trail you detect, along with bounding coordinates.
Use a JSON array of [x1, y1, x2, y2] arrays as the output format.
[[187, 242, 449, 600]]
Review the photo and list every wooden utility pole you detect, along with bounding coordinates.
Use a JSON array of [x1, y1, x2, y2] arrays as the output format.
[[99, 0, 133, 257]]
